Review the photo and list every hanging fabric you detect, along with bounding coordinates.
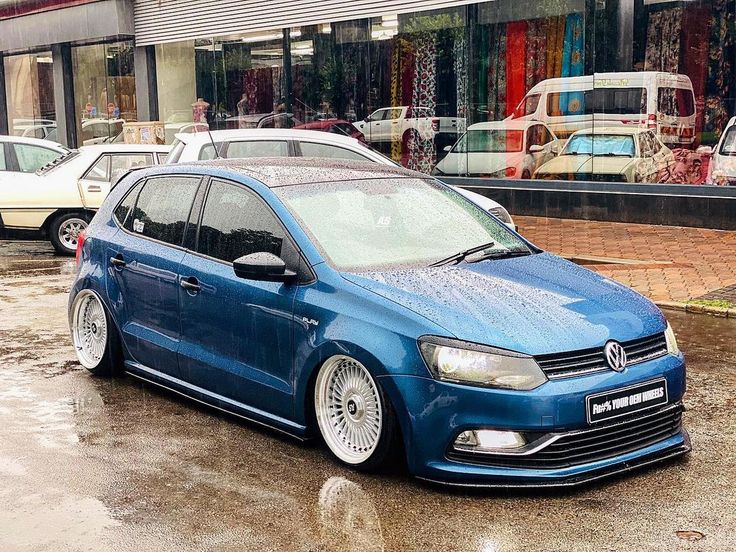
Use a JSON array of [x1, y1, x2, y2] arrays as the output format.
[[390, 38, 403, 162], [644, 8, 683, 73], [407, 32, 438, 173], [681, 4, 712, 137], [487, 23, 507, 121], [454, 32, 468, 134], [704, 0, 735, 140], [525, 19, 547, 94], [505, 21, 528, 118], [559, 13, 585, 116]]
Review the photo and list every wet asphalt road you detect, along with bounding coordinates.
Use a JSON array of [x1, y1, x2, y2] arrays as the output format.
[[0, 240, 734, 552]]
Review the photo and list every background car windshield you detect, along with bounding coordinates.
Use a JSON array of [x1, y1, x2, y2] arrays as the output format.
[[453, 130, 523, 153], [719, 128, 736, 156], [277, 178, 529, 271], [564, 135, 635, 157]]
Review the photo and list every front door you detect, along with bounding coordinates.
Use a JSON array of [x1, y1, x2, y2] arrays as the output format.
[[177, 178, 304, 419], [108, 175, 201, 377]]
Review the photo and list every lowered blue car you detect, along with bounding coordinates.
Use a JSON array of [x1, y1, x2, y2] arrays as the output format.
[[68, 158, 690, 487]]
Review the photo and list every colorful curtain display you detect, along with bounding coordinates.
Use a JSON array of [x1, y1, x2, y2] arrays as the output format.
[[704, 0, 735, 141], [644, 8, 683, 73], [485, 13, 583, 120], [454, 32, 468, 135]]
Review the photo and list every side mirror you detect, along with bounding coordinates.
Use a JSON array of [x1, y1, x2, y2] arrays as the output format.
[[443, 145, 452, 153], [696, 145, 713, 156], [550, 143, 560, 154], [363, 117, 370, 123], [528, 144, 545, 154], [233, 252, 297, 282]]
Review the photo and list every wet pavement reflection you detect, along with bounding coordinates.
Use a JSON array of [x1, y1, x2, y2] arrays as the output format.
[[0, 240, 734, 551]]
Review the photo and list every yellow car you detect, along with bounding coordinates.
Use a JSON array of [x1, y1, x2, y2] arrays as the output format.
[[533, 127, 675, 183]]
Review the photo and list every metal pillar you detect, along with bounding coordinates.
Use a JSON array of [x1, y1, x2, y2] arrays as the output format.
[[51, 43, 77, 148], [617, 0, 635, 71], [0, 55, 8, 135], [134, 45, 159, 122]]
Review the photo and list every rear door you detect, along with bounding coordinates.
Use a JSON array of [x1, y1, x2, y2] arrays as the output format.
[[177, 178, 306, 418], [107, 175, 202, 377], [79, 153, 155, 207]]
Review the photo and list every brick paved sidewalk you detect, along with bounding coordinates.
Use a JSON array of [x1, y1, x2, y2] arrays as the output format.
[[517, 216, 736, 306]]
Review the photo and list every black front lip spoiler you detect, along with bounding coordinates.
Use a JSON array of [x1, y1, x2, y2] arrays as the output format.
[[417, 430, 691, 489]]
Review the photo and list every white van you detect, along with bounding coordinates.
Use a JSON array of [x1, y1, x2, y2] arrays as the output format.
[[509, 72, 696, 147]]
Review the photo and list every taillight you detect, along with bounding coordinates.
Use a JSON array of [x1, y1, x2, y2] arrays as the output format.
[[432, 117, 440, 132], [505, 167, 517, 177], [76, 231, 86, 267], [647, 114, 657, 129]]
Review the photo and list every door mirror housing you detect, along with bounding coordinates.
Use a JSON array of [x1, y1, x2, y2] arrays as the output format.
[[550, 142, 560, 155], [233, 252, 297, 282], [696, 145, 713, 156], [443, 145, 452, 153], [528, 144, 545, 154]]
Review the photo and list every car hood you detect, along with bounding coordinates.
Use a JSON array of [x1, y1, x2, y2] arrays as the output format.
[[536, 155, 636, 175], [436, 152, 524, 175], [342, 253, 664, 356]]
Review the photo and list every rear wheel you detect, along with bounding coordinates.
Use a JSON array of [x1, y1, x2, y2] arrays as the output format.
[[314, 355, 399, 471], [50, 212, 90, 255], [70, 290, 119, 376]]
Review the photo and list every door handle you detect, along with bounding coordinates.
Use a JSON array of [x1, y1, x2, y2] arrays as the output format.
[[109, 255, 126, 269], [180, 277, 201, 293]]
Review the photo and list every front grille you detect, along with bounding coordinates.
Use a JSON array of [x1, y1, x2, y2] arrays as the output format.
[[535, 332, 668, 379], [448, 404, 683, 470]]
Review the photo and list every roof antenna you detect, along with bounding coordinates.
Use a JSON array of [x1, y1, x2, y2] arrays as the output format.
[[205, 121, 221, 159]]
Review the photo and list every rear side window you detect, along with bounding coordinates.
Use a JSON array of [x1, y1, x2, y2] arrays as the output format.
[[299, 142, 369, 161], [197, 179, 300, 268], [129, 176, 200, 246], [110, 153, 153, 183], [114, 180, 145, 227], [223, 140, 288, 159], [657, 87, 695, 117]]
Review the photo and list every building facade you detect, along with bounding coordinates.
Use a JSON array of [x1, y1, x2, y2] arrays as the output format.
[[2, 0, 736, 188]]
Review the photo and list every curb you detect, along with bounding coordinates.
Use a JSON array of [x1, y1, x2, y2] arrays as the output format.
[[657, 301, 736, 318]]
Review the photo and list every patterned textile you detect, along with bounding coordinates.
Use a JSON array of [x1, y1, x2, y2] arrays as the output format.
[[548, 15, 566, 79], [705, 0, 735, 141], [454, 32, 468, 134], [644, 8, 682, 73], [559, 13, 585, 116], [487, 24, 507, 121], [390, 38, 403, 162], [505, 21, 528, 117], [408, 32, 438, 173], [241, 68, 275, 115], [681, 5, 713, 137], [526, 19, 547, 92]]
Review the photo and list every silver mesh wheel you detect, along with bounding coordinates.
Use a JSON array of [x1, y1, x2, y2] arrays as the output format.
[[315, 356, 383, 465], [58, 217, 87, 252], [71, 290, 108, 369]]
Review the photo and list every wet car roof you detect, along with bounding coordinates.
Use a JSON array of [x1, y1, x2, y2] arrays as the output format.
[[178, 157, 425, 188]]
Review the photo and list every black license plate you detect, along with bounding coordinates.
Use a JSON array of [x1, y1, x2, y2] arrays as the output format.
[[586, 378, 668, 424]]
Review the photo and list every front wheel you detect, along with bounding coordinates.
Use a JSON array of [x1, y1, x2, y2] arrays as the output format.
[[314, 355, 399, 471], [70, 290, 120, 376], [50, 212, 90, 255]]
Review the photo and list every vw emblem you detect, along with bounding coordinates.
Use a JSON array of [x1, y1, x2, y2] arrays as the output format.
[[604, 341, 627, 372]]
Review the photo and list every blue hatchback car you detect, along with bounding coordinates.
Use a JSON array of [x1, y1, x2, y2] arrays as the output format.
[[69, 158, 690, 487]]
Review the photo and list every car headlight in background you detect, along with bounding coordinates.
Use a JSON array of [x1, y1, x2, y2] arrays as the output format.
[[664, 322, 680, 356], [489, 206, 513, 225], [419, 337, 547, 390]]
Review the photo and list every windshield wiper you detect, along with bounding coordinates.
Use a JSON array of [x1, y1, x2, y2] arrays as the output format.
[[467, 249, 532, 263], [429, 241, 496, 267]]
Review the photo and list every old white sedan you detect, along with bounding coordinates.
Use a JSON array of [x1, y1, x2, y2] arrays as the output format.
[[0, 143, 170, 254]]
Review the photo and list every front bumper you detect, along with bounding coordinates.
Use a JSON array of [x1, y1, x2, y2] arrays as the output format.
[[381, 353, 689, 487]]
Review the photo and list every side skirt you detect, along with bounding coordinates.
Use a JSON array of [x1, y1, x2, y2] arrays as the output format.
[[124, 361, 308, 441]]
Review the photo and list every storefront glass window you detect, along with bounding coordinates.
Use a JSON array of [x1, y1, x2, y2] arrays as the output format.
[[4, 52, 55, 139], [72, 41, 136, 145]]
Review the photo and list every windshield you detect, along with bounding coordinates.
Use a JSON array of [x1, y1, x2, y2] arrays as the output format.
[[36, 150, 79, 174], [452, 130, 524, 153], [719, 127, 736, 156], [564, 134, 635, 157], [276, 178, 530, 271]]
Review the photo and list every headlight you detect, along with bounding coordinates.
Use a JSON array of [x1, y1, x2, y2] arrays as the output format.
[[664, 322, 680, 356], [419, 337, 547, 390], [489, 206, 512, 224]]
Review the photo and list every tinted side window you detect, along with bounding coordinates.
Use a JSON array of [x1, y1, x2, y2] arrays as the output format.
[[114, 180, 145, 227], [299, 142, 369, 161], [0, 145, 7, 171], [110, 153, 153, 183], [197, 179, 299, 268], [130, 176, 200, 246], [224, 141, 288, 159]]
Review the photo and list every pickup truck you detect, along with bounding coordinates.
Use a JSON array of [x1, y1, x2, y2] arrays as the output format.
[[353, 106, 461, 146]]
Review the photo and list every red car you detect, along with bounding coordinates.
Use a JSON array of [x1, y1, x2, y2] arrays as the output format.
[[294, 119, 366, 143]]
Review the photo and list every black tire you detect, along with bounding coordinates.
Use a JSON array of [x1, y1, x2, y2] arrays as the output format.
[[49, 212, 91, 256], [69, 290, 121, 377], [313, 356, 402, 472]]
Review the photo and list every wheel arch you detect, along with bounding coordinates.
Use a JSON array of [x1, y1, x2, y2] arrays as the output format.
[[41, 208, 96, 236]]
